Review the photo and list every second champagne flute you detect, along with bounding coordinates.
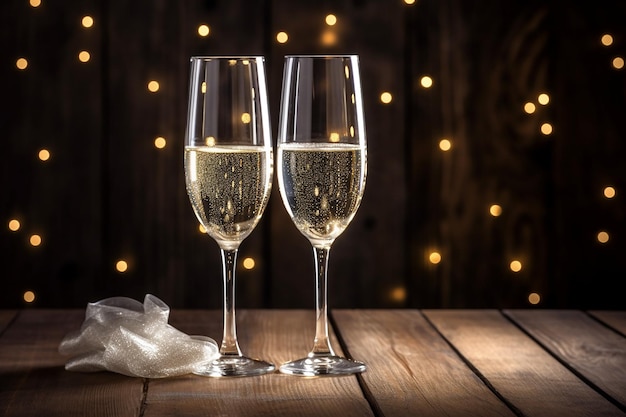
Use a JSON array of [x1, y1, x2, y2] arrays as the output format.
[[277, 55, 368, 376], [184, 56, 275, 377]]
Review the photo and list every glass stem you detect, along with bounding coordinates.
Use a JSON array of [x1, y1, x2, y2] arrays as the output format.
[[220, 248, 243, 357], [310, 245, 336, 357]]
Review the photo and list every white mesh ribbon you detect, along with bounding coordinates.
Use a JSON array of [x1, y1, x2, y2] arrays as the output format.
[[59, 294, 219, 378]]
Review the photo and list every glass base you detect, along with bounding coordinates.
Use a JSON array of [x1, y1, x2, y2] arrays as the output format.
[[279, 355, 366, 376], [193, 355, 275, 377]]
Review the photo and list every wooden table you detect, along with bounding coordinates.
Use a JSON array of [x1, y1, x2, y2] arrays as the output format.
[[1, 309, 625, 416]]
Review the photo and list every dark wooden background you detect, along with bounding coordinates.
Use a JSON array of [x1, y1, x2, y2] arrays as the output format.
[[1, 0, 624, 309]]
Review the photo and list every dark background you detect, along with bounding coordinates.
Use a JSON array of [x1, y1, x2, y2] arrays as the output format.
[[1, 0, 624, 310]]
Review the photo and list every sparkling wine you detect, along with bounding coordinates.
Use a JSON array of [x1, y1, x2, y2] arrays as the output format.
[[185, 145, 272, 249], [278, 142, 366, 247]]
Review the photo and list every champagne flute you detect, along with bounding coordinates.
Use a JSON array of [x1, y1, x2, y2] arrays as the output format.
[[184, 56, 275, 377], [277, 55, 367, 376]]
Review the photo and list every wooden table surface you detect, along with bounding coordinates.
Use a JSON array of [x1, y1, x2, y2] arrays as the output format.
[[0, 309, 624, 416]]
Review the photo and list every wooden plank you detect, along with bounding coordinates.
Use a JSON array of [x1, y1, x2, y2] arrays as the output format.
[[332, 309, 515, 416], [144, 310, 374, 417], [505, 309, 626, 410], [589, 311, 626, 336], [0, 310, 143, 417], [0, 311, 17, 334], [424, 310, 623, 417]]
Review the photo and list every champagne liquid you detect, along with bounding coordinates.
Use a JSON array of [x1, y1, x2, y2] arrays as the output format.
[[185, 145, 272, 249], [278, 143, 366, 247]]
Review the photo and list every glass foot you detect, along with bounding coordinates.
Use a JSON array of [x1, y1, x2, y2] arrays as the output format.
[[279, 354, 366, 376], [193, 355, 275, 377]]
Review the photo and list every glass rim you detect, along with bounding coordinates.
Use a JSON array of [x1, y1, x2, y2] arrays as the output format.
[[284, 54, 359, 59], [189, 55, 265, 61]]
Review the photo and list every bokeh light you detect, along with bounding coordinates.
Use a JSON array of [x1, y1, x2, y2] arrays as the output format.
[[510, 260, 522, 272], [23, 291, 36, 303], [30, 234, 42, 246], [82, 16, 94, 28], [489, 204, 502, 217], [147, 80, 160, 92], [601, 34, 613, 46], [8, 219, 21, 232], [154, 137, 166, 149], [597, 231, 609, 244], [420, 76, 433, 88], [242, 257, 255, 270], [603, 186, 615, 199], [524, 102, 536, 114], [325, 14, 337, 26], [612, 57, 624, 70], [540, 123, 553, 135], [16, 58, 28, 70], [276, 31, 288, 43], [380, 92, 392, 104], [439, 139, 451, 151], [198, 24, 210, 37], [528, 292, 541, 305], [429, 251, 441, 264], [116, 260, 128, 272], [38, 149, 50, 161], [78, 51, 91, 63], [537, 93, 550, 105]]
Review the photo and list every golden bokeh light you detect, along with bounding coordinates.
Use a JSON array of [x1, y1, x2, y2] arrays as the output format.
[[429, 251, 442, 264], [147, 80, 160, 92], [603, 186, 616, 199], [198, 24, 210, 37], [510, 260, 522, 272], [597, 231, 609, 244], [380, 92, 393, 104], [38, 149, 50, 161], [9, 219, 21, 231], [420, 76, 433, 88], [116, 260, 128, 273], [321, 31, 337, 46], [329, 132, 340, 142], [389, 286, 406, 303], [439, 139, 451, 151], [29, 0, 41, 7], [537, 93, 550, 105], [16, 58, 28, 70], [205, 136, 216, 146], [82, 16, 94, 28], [78, 51, 91, 63], [601, 34, 613, 46], [154, 137, 166, 149], [489, 204, 502, 217], [524, 102, 536, 114], [540, 123, 553, 135], [612, 56, 624, 70], [199, 224, 207, 233], [241, 112, 251, 124], [242, 257, 256, 270], [276, 31, 288, 44], [325, 14, 337, 26], [528, 292, 541, 305], [30, 234, 42, 246], [23, 291, 36, 303], [404, 0, 416, 4]]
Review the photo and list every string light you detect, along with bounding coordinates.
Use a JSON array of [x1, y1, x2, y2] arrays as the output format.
[[38, 149, 50, 161], [603, 186, 616, 199], [16, 58, 28, 70], [276, 32, 288, 44], [420, 76, 433, 88], [147, 81, 160, 92], [8, 219, 21, 231], [82, 16, 94, 28], [597, 231, 609, 244], [116, 260, 128, 272], [325, 14, 337, 26], [439, 138, 451, 151], [198, 24, 210, 37], [524, 102, 536, 114], [154, 137, 166, 149], [540, 123, 553, 135], [429, 251, 441, 264], [23, 291, 36, 303], [78, 51, 91, 63], [528, 292, 540, 305], [510, 260, 522, 272], [242, 257, 255, 269], [601, 34, 613, 46], [380, 92, 392, 104], [489, 204, 502, 217], [29, 234, 42, 246], [537, 93, 550, 105], [612, 57, 624, 70]]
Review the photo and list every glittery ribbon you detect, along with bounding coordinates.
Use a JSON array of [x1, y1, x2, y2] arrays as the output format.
[[59, 294, 219, 378]]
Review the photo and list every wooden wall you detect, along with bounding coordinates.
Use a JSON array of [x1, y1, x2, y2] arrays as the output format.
[[1, 0, 624, 309]]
